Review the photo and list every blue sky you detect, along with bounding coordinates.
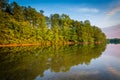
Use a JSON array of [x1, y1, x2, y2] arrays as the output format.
[[9, 0, 120, 28]]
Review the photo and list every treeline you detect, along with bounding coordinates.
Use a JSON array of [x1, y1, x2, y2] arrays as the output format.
[[108, 38, 120, 44], [0, 0, 106, 44]]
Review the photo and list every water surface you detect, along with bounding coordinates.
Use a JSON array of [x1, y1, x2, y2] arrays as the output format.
[[0, 44, 120, 80]]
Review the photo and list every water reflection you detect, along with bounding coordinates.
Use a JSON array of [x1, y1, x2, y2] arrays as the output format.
[[0, 44, 106, 80]]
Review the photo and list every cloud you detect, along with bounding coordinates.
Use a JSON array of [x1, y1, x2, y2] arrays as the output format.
[[71, 8, 99, 13], [78, 8, 99, 13], [107, 6, 120, 16]]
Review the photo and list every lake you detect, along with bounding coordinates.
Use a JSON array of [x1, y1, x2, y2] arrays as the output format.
[[0, 44, 120, 80]]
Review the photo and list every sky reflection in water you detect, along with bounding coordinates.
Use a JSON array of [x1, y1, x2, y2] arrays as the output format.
[[0, 44, 120, 80]]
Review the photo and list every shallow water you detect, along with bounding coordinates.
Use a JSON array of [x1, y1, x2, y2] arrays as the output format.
[[0, 44, 120, 80]]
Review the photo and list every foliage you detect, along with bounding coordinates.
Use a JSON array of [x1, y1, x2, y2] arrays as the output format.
[[0, 1, 106, 44]]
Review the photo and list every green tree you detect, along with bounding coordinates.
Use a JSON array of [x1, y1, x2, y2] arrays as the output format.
[[10, 2, 24, 21], [0, 1, 106, 45], [0, 0, 8, 10], [60, 14, 72, 41]]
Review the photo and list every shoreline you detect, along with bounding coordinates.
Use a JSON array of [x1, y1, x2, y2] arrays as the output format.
[[0, 42, 103, 47], [0, 44, 41, 47]]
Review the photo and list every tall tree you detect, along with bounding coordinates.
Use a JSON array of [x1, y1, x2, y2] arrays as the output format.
[[60, 14, 72, 41], [10, 2, 24, 21], [0, 0, 8, 10]]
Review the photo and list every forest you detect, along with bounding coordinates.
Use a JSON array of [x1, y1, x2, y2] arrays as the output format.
[[108, 38, 120, 44], [0, 0, 106, 45]]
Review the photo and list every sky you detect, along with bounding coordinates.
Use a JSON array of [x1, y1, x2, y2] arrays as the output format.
[[9, 0, 120, 28]]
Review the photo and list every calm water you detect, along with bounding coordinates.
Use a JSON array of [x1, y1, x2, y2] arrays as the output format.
[[0, 44, 120, 80]]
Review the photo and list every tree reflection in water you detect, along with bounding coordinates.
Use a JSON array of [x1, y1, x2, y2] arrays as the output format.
[[0, 44, 106, 80]]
